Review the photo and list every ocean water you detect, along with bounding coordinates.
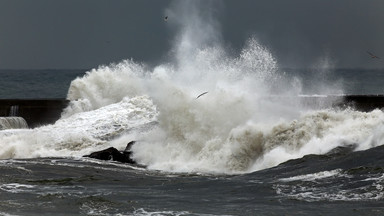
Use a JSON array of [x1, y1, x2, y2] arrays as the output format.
[[0, 69, 86, 99], [2, 2, 384, 215]]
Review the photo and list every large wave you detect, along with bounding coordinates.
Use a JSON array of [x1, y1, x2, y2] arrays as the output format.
[[1, 1, 384, 174]]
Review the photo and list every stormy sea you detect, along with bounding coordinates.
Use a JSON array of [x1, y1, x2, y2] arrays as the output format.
[[1, 8, 384, 216]]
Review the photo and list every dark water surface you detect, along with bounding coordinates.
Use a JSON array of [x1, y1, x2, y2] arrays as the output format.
[[1, 145, 384, 215], [0, 69, 86, 99]]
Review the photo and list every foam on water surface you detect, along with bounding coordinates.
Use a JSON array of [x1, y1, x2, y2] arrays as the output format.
[[274, 170, 384, 202]]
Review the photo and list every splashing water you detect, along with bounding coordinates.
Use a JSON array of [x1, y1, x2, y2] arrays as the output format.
[[1, 1, 384, 175], [60, 34, 384, 174], [0, 117, 28, 130]]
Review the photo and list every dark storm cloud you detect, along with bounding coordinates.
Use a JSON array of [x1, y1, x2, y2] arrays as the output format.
[[221, 0, 384, 69], [0, 0, 172, 69], [0, 0, 383, 69]]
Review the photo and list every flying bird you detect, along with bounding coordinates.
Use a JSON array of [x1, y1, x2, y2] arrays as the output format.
[[196, 91, 208, 99], [164, 16, 168, 21], [367, 51, 380, 59]]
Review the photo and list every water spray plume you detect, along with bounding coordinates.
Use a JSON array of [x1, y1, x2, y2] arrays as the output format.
[[1, 1, 384, 175]]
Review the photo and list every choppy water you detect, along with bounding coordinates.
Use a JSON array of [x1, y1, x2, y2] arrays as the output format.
[[1, 145, 384, 216], [1, 1, 384, 215]]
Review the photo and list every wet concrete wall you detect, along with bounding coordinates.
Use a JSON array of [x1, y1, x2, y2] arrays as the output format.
[[299, 95, 384, 112], [0, 96, 384, 128], [0, 99, 68, 128], [343, 95, 384, 111]]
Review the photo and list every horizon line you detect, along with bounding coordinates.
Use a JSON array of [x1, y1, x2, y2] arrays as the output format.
[[1, 67, 384, 71], [0, 68, 91, 71]]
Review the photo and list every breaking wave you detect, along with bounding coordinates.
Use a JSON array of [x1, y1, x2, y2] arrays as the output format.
[[1, 1, 384, 175]]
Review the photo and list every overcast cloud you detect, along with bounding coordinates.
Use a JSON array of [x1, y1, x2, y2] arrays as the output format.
[[0, 0, 383, 69]]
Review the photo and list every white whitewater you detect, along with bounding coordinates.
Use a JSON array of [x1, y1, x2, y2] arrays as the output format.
[[0, 117, 28, 130], [1, 1, 384, 174], [0, 96, 157, 159]]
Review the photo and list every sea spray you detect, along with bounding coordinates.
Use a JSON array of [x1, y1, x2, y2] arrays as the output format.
[[119, 36, 290, 172], [0, 117, 28, 130], [58, 34, 312, 173], [249, 108, 384, 171], [132, 106, 384, 173], [0, 96, 157, 159], [1, 1, 384, 176], [62, 60, 147, 118]]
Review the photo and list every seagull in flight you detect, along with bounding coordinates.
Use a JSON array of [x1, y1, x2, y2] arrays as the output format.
[[196, 92, 208, 99], [367, 51, 380, 59]]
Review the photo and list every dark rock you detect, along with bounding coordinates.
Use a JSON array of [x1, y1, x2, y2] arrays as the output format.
[[121, 141, 136, 163], [124, 141, 136, 152], [326, 144, 357, 157], [83, 141, 137, 164]]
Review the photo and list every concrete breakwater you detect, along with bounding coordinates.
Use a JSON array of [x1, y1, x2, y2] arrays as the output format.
[[0, 95, 384, 128], [298, 95, 384, 112], [0, 99, 68, 128]]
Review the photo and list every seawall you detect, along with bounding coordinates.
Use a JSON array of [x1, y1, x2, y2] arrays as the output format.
[[0, 99, 69, 128], [344, 95, 384, 111], [298, 95, 384, 112], [0, 96, 384, 128]]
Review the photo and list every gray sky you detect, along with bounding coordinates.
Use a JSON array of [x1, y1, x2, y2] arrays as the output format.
[[0, 0, 383, 69]]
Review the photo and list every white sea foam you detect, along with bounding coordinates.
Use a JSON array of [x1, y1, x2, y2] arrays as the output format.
[[275, 184, 384, 202], [132, 208, 190, 216], [1, 1, 384, 175], [132, 208, 229, 216], [62, 60, 148, 118], [0, 96, 157, 159], [0, 117, 28, 130], [0, 183, 36, 193], [0, 182, 88, 199], [278, 169, 345, 182], [275, 171, 384, 201], [0, 212, 20, 216]]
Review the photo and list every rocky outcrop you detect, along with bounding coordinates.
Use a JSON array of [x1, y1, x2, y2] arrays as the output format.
[[84, 141, 137, 164]]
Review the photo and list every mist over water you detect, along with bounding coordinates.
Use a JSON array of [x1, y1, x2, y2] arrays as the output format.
[[1, 1, 384, 175]]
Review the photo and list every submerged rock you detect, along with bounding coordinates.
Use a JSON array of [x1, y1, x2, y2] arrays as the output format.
[[84, 141, 136, 164]]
